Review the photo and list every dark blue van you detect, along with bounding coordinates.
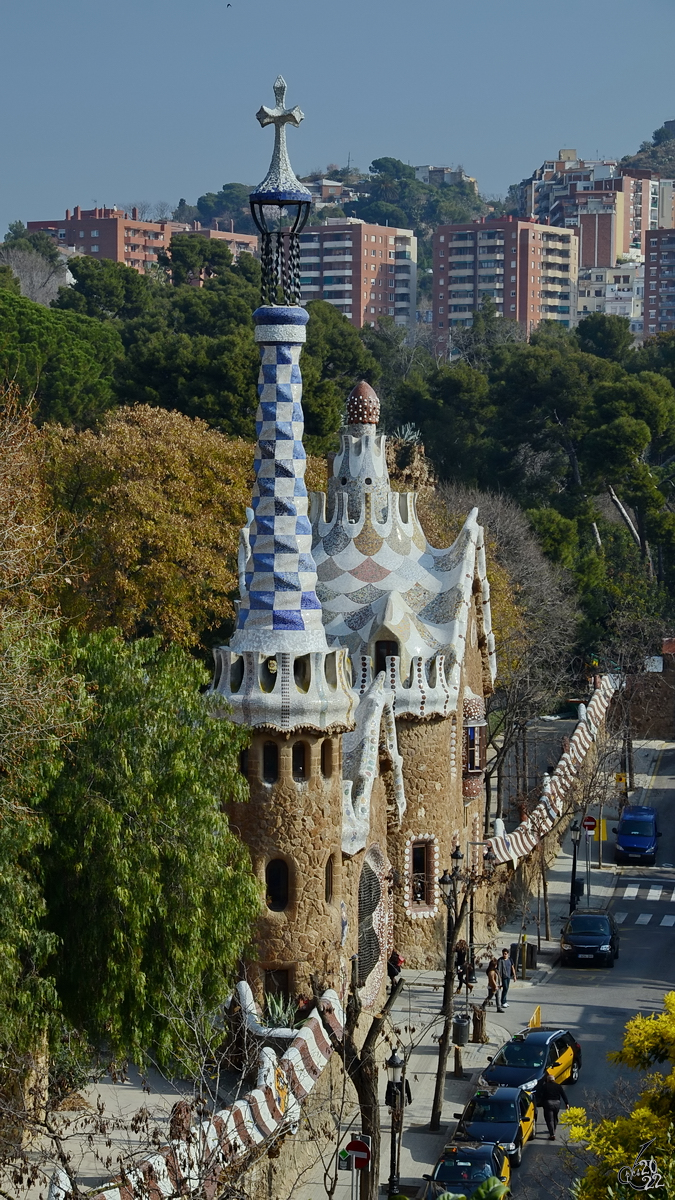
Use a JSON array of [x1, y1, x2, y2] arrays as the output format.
[[613, 805, 660, 865]]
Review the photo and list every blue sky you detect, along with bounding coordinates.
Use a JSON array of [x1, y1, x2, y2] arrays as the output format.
[[2, 0, 675, 233]]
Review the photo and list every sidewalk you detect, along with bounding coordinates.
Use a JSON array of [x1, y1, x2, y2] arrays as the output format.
[[292, 971, 509, 1199]]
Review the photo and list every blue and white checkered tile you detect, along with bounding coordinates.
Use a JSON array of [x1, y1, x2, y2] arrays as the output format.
[[235, 339, 325, 645]]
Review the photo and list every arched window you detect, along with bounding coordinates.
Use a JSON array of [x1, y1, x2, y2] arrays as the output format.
[[263, 741, 279, 783], [239, 748, 249, 778], [375, 640, 399, 676], [265, 859, 289, 911], [325, 855, 334, 903], [321, 738, 333, 778], [292, 741, 307, 781]]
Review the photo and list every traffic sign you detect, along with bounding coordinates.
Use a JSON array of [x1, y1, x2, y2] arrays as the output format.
[[615, 772, 627, 783], [337, 1150, 351, 1172], [346, 1138, 371, 1170], [582, 815, 597, 832]]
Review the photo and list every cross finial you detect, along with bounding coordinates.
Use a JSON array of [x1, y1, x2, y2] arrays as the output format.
[[256, 75, 304, 135], [251, 77, 310, 201]]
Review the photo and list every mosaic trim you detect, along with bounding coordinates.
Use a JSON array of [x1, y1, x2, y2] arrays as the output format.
[[487, 676, 617, 866]]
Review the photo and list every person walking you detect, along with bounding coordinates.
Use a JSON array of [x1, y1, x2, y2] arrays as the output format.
[[535, 1070, 569, 1139], [481, 958, 503, 1011], [455, 939, 472, 994], [496, 947, 516, 1008]]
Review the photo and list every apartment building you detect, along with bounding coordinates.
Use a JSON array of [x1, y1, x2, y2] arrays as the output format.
[[28, 207, 174, 274], [298, 218, 417, 329], [518, 151, 675, 263], [415, 165, 478, 192], [577, 262, 644, 337], [645, 229, 675, 336], [432, 216, 578, 337]]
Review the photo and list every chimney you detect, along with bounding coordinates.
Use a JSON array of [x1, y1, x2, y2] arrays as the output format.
[[65, 209, 71, 220], [74, 206, 81, 219], [132, 206, 138, 220]]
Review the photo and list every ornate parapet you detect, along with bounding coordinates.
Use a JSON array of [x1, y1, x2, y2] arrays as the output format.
[[211, 645, 356, 733]]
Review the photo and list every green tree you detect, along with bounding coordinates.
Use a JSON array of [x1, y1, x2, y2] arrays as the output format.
[[393, 361, 492, 483], [41, 628, 260, 1064], [4, 222, 61, 266], [0, 264, 20, 293], [53, 255, 157, 321], [0, 290, 122, 426], [368, 157, 415, 180], [574, 312, 635, 362]]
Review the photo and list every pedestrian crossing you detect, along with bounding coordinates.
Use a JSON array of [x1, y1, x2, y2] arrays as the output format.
[[612, 880, 675, 929]]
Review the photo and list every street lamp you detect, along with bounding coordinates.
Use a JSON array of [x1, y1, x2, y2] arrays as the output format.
[[569, 820, 581, 915], [385, 1049, 405, 1198]]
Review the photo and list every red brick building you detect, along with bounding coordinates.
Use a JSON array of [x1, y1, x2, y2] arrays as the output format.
[[28, 207, 173, 274], [28, 209, 258, 274], [432, 216, 578, 338], [298, 219, 417, 329], [645, 228, 675, 336]]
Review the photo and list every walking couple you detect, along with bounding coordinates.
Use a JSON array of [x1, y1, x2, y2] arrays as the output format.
[[481, 948, 516, 1012]]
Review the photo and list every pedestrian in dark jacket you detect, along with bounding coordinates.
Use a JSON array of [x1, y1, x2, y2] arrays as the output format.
[[496, 948, 516, 1007], [535, 1070, 569, 1139]]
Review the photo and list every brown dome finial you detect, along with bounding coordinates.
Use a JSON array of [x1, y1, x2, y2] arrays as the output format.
[[347, 380, 380, 426]]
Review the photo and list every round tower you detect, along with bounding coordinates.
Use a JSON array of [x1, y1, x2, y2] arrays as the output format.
[[211, 84, 359, 1004]]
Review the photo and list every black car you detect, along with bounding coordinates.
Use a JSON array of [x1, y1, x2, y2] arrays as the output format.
[[417, 1142, 511, 1198], [560, 908, 620, 967], [453, 1085, 536, 1167], [479, 1026, 582, 1091]]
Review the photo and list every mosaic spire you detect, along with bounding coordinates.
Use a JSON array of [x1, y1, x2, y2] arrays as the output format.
[[230, 308, 327, 652]]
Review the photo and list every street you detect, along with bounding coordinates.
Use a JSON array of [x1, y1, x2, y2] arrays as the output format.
[[479, 742, 675, 1198]]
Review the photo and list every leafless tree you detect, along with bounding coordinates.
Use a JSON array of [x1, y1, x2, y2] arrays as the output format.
[[0, 248, 67, 306], [437, 484, 577, 829], [152, 202, 173, 222]]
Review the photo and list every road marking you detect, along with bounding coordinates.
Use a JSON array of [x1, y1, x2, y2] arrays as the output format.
[[636, 913, 652, 925], [661, 916, 675, 927], [648, 886, 663, 902], [623, 885, 639, 899], [614, 912, 627, 924]]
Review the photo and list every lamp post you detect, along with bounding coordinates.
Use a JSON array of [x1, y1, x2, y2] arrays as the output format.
[[385, 1048, 404, 1198], [430, 845, 496, 1131], [569, 820, 581, 915]]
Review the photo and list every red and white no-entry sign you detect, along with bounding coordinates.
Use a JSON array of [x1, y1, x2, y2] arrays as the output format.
[[346, 1138, 371, 1169], [582, 815, 597, 832]]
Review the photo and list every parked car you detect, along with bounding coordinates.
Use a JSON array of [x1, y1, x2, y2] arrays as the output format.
[[560, 908, 620, 967], [453, 1085, 536, 1167], [417, 1142, 511, 1198], [478, 1026, 581, 1090], [613, 804, 661, 865]]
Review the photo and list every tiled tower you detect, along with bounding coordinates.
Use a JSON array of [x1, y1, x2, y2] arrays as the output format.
[[211, 82, 360, 1003]]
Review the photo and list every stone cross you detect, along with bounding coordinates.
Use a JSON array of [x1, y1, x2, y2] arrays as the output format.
[[255, 77, 305, 193]]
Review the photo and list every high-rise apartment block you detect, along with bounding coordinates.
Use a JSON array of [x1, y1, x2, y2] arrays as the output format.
[[28, 208, 258, 274], [577, 262, 644, 338], [432, 216, 578, 336], [518, 151, 675, 264], [645, 229, 675, 336], [298, 219, 417, 329]]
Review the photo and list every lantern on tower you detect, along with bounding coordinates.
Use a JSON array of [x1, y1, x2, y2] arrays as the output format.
[[250, 76, 312, 306]]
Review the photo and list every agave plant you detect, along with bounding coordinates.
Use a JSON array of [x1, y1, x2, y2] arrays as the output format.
[[264, 993, 299, 1028]]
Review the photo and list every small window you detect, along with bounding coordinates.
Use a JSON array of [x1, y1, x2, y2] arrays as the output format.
[[263, 740, 279, 783], [292, 741, 307, 781], [325, 856, 334, 903], [411, 841, 432, 905], [90, 245, 100, 252], [266, 859, 289, 911], [321, 739, 333, 778], [91, 230, 99, 237], [239, 748, 249, 778], [375, 640, 399, 675], [79, 231, 85, 238]]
